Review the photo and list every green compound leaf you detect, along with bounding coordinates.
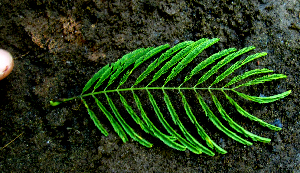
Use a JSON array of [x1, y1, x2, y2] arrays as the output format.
[[51, 38, 291, 156]]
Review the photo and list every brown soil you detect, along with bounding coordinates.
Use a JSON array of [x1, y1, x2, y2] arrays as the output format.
[[1, 0, 299, 172]]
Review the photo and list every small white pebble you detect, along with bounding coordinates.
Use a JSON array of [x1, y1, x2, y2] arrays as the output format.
[[0, 49, 14, 80]]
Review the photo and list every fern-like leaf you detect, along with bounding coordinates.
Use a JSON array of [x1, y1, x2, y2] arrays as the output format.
[[51, 38, 291, 156]]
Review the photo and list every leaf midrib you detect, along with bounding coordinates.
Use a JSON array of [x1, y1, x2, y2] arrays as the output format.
[[80, 87, 233, 98]]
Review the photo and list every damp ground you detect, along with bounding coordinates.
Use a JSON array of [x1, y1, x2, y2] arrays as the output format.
[[0, 0, 299, 172]]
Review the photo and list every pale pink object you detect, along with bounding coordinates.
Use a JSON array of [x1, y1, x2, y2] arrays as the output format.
[[0, 49, 14, 80]]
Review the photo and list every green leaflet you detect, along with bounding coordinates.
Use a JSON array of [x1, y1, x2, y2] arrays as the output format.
[[105, 93, 153, 148], [92, 95, 128, 142], [132, 91, 185, 151], [51, 38, 291, 156], [134, 41, 193, 87], [223, 68, 274, 88], [81, 98, 108, 136], [106, 48, 150, 89], [179, 90, 227, 154], [149, 38, 208, 86], [233, 90, 291, 104], [94, 65, 113, 90], [194, 91, 253, 146], [223, 90, 282, 131], [81, 64, 110, 94], [163, 90, 215, 156], [164, 38, 219, 85], [210, 91, 271, 143], [196, 46, 256, 86], [118, 44, 169, 88], [234, 74, 287, 89], [118, 92, 152, 134], [147, 90, 192, 152], [210, 52, 268, 87], [182, 47, 237, 86]]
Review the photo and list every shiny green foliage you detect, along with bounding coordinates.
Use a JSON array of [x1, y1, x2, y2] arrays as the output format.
[[50, 38, 291, 155]]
